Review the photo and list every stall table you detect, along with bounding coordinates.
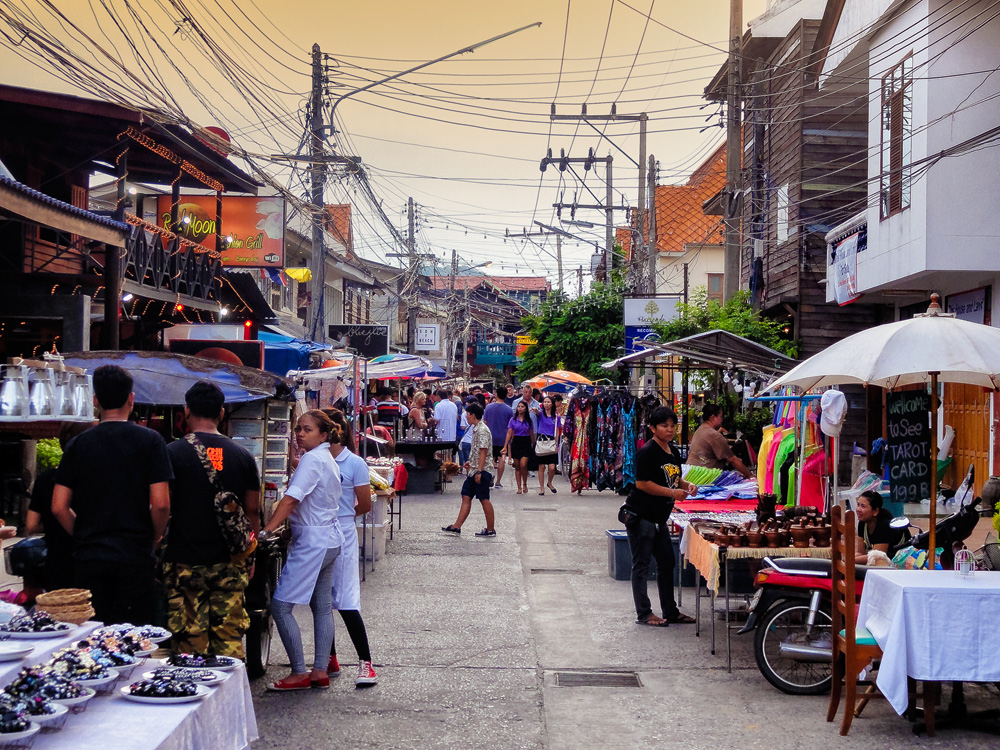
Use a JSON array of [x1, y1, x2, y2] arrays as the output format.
[[857, 569, 1000, 733], [393, 440, 456, 494], [679, 523, 833, 671], [0, 621, 257, 750]]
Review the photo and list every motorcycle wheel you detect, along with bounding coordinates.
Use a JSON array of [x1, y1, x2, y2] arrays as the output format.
[[754, 600, 833, 695], [245, 552, 282, 679]]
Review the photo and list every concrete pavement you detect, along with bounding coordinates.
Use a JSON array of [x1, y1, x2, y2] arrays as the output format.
[[251, 473, 999, 749]]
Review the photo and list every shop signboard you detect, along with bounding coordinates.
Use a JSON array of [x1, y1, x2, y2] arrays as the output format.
[[830, 232, 861, 306], [945, 286, 989, 325], [328, 324, 389, 359], [415, 324, 439, 351], [156, 195, 285, 267], [516, 335, 536, 357], [624, 296, 680, 353], [885, 390, 932, 506]]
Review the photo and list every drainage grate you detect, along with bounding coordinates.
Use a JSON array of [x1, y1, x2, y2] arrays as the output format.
[[554, 671, 642, 688], [530, 568, 583, 575], [521, 507, 557, 512]]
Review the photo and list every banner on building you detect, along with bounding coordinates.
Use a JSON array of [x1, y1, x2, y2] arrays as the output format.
[[328, 324, 388, 359], [156, 195, 285, 268], [946, 286, 990, 325], [415, 324, 439, 351], [516, 335, 536, 357], [830, 232, 861, 306], [624, 296, 681, 354]]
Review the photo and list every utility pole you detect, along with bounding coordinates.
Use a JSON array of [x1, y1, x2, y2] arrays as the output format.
[[556, 234, 563, 291], [577, 266, 583, 297], [407, 197, 417, 353], [636, 116, 647, 289], [450, 248, 458, 371], [605, 155, 614, 280], [308, 43, 327, 343], [646, 155, 657, 293], [724, 0, 743, 302], [462, 284, 470, 374]]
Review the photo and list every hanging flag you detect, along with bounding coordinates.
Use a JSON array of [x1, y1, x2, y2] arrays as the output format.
[[284, 267, 312, 283], [265, 267, 286, 286]]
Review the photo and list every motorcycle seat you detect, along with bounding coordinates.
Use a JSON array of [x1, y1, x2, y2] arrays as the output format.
[[768, 556, 872, 580]]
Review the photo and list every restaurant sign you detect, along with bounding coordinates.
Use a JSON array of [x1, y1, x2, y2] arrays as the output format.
[[830, 232, 861, 306], [885, 391, 932, 507], [156, 195, 285, 268]]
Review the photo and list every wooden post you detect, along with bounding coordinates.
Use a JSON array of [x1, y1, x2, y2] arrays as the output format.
[[928, 371, 939, 569]]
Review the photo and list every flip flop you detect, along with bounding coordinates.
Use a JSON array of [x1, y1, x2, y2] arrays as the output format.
[[636, 616, 670, 627], [668, 613, 696, 624], [548, 486, 557, 493]]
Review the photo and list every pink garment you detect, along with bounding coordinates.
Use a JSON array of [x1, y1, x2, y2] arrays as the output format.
[[800, 450, 827, 510], [764, 431, 785, 493]]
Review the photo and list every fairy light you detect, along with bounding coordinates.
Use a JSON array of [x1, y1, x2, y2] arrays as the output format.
[[121, 127, 224, 192]]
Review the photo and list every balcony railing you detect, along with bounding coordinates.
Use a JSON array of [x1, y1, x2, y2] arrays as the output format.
[[475, 341, 519, 365], [122, 218, 221, 306]]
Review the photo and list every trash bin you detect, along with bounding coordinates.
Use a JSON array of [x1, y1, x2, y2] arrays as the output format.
[[606, 530, 696, 586]]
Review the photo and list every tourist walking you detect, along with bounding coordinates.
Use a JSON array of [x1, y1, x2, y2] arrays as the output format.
[[163, 382, 260, 658], [261, 410, 344, 691], [502, 401, 534, 495], [483, 387, 513, 488], [441, 402, 496, 536], [324, 410, 379, 687], [534, 396, 561, 495], [52, 364, 173, 625]]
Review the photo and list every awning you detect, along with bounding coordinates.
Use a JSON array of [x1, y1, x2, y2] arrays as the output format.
[[218, 270, 278, 324], [602, 329, 796, 377], [61, 350, 292, 405], [258, 330, 330, 377]]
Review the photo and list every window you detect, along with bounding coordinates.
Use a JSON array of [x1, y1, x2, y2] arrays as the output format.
[[881, 54, 912, 219], [776, 184, 790, 244], [707, 273, 724, 304]]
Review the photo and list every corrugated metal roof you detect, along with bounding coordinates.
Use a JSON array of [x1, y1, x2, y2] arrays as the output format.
[[0, 174, 129, 232]]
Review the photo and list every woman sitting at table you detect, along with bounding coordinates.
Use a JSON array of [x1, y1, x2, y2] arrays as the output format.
[[855, 490, 902, 565], [407, 392, 429, 437]]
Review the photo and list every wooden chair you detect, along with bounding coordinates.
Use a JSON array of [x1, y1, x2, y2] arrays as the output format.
[[826, 505, 884, 735]]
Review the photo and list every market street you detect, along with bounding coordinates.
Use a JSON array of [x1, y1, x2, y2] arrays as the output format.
[[250, 479, 999, 750]]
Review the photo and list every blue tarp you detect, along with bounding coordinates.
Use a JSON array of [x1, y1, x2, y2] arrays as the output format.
[[258, 331, 329, 376], [61, 351, 291, 406]]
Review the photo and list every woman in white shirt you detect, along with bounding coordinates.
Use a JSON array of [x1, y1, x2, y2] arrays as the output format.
[[325, 409, 379, 687], [261, 409, 344, 692]]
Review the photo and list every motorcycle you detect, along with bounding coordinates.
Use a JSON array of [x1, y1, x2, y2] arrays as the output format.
[[739, 498, 983, 695]]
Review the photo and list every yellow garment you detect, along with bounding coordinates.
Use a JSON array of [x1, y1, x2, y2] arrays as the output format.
[[757, 425, 780, 495]]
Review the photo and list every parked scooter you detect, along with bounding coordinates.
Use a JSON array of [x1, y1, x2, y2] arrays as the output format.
[[739, 498, 983, 695]]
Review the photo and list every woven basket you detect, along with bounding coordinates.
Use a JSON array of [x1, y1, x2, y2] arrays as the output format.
[[36, 588, 91, 607], [35, 603, 94, 625]]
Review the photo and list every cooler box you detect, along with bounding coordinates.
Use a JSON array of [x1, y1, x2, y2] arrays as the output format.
[[606, 530, 696, 586]]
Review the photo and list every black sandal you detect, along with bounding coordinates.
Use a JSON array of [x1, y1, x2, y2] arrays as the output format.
[[668, 613, 696, 624], [441, 525, 461, 534]]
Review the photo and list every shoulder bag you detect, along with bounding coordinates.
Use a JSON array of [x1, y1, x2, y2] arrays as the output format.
[[185, 434, 257, 563]]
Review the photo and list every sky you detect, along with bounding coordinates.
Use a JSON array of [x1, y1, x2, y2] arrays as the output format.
[[0, 0, 768, 291]]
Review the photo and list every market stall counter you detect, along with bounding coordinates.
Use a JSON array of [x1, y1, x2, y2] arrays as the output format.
[[0, 620, 256, 750]]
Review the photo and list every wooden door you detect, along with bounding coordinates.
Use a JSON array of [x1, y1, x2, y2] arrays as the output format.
[[942, 383, 991, 490]]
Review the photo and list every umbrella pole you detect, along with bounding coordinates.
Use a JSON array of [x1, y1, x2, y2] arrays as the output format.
[[929, 372, 939, 569]]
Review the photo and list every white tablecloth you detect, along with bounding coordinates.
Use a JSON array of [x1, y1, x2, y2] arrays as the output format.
[[0, 621, 258, 750], [857, 570, 1000, 714]]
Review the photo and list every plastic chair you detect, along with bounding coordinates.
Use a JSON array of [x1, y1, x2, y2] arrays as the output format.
[[827, 506, 884, 735]]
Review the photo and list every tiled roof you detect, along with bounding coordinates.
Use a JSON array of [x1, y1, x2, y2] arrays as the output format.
[[428, 275, 550, 292], [654, 144, 726, 253], [324, 204, 352, 253], [0, 174, 128, 232]]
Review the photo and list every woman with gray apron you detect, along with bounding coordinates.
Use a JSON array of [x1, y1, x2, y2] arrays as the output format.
[[261, 409, 345, 691]]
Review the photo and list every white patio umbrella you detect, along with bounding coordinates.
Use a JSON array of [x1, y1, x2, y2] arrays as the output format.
[[764, 295, 1000, 567]]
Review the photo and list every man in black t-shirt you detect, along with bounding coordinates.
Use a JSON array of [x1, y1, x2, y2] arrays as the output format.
[[164, 381, 260, 659], [53, 365, 173, 625], [623, 407, 697, 626]]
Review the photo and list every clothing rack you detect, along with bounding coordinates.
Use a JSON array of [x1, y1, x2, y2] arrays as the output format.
[[747, 393, 824, 508]]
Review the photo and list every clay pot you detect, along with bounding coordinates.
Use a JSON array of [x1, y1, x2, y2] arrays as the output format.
[[714, 530, 731, 546], [777, 529, 791, 547], [789, 526, 813, 548], [703, 531, 715, 543], [729, 531, 743, 548], [814, 526, 832, 547], [747, 531, 765, 548], [765, 529, 782, 548]]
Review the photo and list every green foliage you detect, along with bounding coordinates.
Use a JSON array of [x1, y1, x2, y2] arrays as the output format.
[[654, 288, 798, 358], [516, 282, 626, 383], [36, 438, 62, 473]]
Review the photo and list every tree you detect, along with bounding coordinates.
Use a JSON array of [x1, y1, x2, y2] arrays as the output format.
[[516, 281, 626, 382]]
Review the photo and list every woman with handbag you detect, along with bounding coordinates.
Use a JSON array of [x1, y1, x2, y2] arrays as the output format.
[[260, 410, 344, 691], [501, 401, 534, 495], [534, 396, 560, 495]]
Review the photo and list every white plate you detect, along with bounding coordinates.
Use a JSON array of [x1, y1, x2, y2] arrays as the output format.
[[74, 668, 118, 687], [0, 723, 40, 743], [29, 703, 69, 726], [0, 643, 33, 662], [154, 656, 239, 672], [142, 668, 228, 686], [51, 686, 96, 707], [118, 684, 210, 705], [148, 634, 171, 644], [133, 648, 155, 658], [0, 626, 73, 640]]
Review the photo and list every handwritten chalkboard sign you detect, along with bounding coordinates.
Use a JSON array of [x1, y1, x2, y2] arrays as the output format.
[[885, 391, 932, 505]]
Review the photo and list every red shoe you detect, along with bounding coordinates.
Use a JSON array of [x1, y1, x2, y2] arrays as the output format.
[[327, 655, 341, 677], [355, 660, 378, 686], [265, 674, 312, 692], [311, 674, 330, 689]]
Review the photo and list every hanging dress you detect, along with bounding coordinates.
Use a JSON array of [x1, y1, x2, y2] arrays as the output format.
[[570, 399, 592, 493]]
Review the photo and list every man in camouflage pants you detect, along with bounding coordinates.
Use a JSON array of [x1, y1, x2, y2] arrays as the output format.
[[163, 382, 260, 658]]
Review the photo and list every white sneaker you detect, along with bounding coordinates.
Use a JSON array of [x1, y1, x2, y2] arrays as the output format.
[[356, 660, 378, 686]]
